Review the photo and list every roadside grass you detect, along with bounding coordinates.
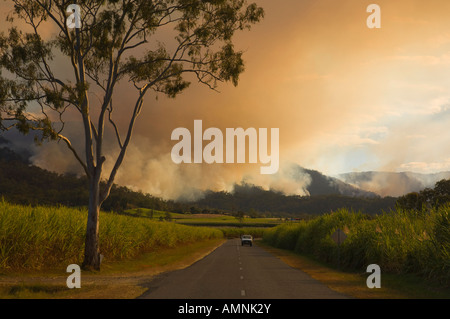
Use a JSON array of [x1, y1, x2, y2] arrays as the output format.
[[0, 200, 223, 271], [0, 283, 72, 299], [257, 241, 450, 299], [262, 206, 450, 298], [9, 198, 448, 299], [0, 238, 226, 299], [0, 199, 231, 299]]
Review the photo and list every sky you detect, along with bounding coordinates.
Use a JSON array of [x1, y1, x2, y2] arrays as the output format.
[[2, 0, 450, 200]]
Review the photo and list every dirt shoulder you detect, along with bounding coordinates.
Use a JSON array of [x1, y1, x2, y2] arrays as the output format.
[[0, 238, 226, 299]]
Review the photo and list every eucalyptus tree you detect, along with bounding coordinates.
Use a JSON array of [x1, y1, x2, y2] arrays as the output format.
[[0, 0, 264, 270]]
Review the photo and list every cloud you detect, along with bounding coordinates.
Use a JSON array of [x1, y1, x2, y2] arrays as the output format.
[[4, 0, 450, 200], [399, 160, 450, 174]]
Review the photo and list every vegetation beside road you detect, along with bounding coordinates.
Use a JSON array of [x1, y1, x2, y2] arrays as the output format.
[[0, 238, 225, 299], [0, 198, 274, 273], [2, 194, 449, 299], [258, 241, 450, 299], [263, 206, 450, 288], [0, 200, 222, 271]]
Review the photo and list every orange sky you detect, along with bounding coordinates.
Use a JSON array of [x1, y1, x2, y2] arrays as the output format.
[[3, 0, 450, 199]]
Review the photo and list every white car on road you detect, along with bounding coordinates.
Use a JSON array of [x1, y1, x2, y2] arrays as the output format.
[[241, 235, 253, 246]]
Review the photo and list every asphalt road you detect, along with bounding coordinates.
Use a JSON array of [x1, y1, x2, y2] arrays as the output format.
[[139, 239, 349, 299]]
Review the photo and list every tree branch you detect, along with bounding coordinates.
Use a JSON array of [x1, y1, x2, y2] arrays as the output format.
[[58, 133, 90, 178]]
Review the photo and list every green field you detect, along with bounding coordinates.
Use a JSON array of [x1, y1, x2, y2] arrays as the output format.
[[5, 197, 447, 292], [123, 208, 282, 228], [0, 200, 279, 272], [0, 200, 223, 271], [1, 197, 449, 299]]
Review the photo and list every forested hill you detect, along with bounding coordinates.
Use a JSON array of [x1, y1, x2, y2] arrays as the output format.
[[185, 184, 397, 217], [0, 146, 397, 217], [0, 146, 167, 211], [296, 167, 378, 198]]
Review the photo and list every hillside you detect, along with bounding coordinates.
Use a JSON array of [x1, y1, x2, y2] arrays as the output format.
[[186, 183, 397, 217], [0, 146, 167, 212], [298, 166, 377, 197], [0, 145, 397, 217]]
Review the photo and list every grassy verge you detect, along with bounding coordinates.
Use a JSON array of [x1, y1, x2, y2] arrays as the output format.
[[257, 241, 450, 299], [263, 207, 450, 287], [0, 200, 223, 270], [0, 199, 227, 298], [0, 238, 226, 299]]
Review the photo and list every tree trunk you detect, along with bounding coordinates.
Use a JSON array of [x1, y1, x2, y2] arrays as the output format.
[[82, 176, 101, 271]]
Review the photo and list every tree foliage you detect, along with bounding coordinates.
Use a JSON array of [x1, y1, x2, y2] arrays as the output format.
[[0, 0, 264, 201], [0, 0, 264, 269], [397, 179, 450, 211]]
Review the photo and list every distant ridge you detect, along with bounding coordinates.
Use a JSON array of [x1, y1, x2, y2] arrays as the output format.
[[337, 171, 450, 197], [299, 167, 378, 198], [0, 145, 397, 217], [1, 130, 442, 199]]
